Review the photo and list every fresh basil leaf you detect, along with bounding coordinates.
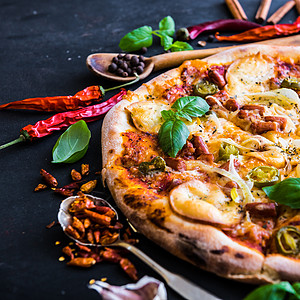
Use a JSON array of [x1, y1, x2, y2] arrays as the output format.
[[160, 33, 173, 51], [176, 111, 193, 122], [161, 109, 176, 121], [244, 282, 297, 300], [119, 26, 153, 52], [52, 120, 91, 163], [159, 16, 175, 36], [158, 119, 189, 158], [263, 178, 300, 209], [172, 96, 209, 118], [290, 283, 300, 300], [170, 41, 193, 52]]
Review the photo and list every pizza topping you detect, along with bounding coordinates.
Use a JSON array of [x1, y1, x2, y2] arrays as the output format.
[[241, 104, 265, 116], [164, 157, 186, 172], [193, 80, 218, 98], [245, 202, 277, 218], [208, 69, 226, 89], [226, 53, 275, 95], [246, 166, 280, 188], [218, 142, 239, 162], [169, 180, 241, 225], [224, 99, 240, 112], [246, 88, 300, 109], [276, 226, 300, 255], [263, 178, 300, 209], [138, 156, 166, 174], [281, 77, 300, 90], [158, 96, 209, 157]]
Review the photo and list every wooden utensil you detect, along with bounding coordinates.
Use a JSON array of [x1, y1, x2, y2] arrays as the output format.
[[86, 35, 300, 82]]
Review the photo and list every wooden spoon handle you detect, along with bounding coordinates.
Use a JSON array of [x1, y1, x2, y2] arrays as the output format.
[[152, 47, 232, 71], [152, 35, 300, 71]]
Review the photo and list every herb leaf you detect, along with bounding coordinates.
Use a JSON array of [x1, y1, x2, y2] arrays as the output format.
[[119, 26, 153, 52], [170, 41, 193, 52], [159, 16, 175, 36], [161, 109, 176, 121], [160, 33, 173, 51], [262, 178, 300, 209], [244, 282, 299, 300], [52, 120, 91, 163], [158, 119, 189, 158], [172, 96, 210, 117]]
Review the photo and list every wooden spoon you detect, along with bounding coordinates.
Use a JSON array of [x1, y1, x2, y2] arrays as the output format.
[[86, 35, 300, 82]]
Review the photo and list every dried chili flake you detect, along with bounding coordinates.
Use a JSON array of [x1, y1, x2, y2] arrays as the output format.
[[80, 180, 97, 193], [101, 248, 122, 263], [215, 17, 300, 42], [34, 183, 48, 192], [83, 209, 111, 226], [81, 164, 90, 176], [62, 246, 74, 260], [46, 220, 56, 229], [119, 258, 138, 281], [75, 243, 91, 253], [71, 169, 82, 181], [40, 169, 58, 187], [53, 188, 75, 197], [67, 257, 96, 268]]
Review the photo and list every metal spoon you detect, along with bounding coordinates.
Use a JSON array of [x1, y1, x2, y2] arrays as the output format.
[[86, 35, 300, 83], [58, 194, 221, 300]]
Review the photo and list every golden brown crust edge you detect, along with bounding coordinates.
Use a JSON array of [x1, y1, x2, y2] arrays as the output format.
[[101, 45, 300, 283]]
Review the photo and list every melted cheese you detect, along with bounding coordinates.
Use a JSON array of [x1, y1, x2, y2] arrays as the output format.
[[169, 180, 242, 225], [126, 100, 170, 134], [226, 53, 275, 95]]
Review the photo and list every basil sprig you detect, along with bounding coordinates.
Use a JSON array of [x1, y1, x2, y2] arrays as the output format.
[[119, 16, 192, 52], [244, 281, 300, 300], [52, 120, 91, 163], [263, 178, 300, 209], [158, 96, 209, 158]]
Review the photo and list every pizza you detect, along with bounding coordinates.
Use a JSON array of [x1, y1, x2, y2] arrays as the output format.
[[101, 45, 300, 283]]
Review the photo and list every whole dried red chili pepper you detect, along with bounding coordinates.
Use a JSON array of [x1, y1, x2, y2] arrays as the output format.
[[0, 86, 105, 112], [0, 89, 126, 150], [215, 17, 300, 42], [187, 19, 261, 39]]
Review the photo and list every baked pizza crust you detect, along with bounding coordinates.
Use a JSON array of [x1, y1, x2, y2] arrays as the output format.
[[102, 45, 300, 283]]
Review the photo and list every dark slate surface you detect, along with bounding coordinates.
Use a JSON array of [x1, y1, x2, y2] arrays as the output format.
[[0, 1, 298, 299]]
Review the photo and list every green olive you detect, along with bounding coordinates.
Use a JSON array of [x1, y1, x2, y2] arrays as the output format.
[[151, 156, 166, 171], [247, 166, 280, 188], [280, 77, 300, 90], [276, 226, 300, 255], [218, 143, 239, 162], [138, 156, 166, 174], [193, 80, 218, 98], [138, 162, 150, 174]]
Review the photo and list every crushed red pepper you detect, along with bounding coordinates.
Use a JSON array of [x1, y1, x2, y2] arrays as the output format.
[[215, 17, 300, 42], [40, 169, 58, 188]]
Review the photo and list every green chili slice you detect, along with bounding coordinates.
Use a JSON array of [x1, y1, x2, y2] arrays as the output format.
[[247, 166, 280, 188], [218, 143, 239, 161], [276, 226, 300, 255], [138, 156, 166, 174], [193, 80, 218, 98], [280, 77, 300, 90]]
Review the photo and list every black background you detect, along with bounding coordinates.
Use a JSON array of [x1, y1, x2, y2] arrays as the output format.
[[0, 0, 298, 299]]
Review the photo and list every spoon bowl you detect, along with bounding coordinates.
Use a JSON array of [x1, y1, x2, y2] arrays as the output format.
[[86, 53, 154, 82], [58, 194, 221, 300]]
